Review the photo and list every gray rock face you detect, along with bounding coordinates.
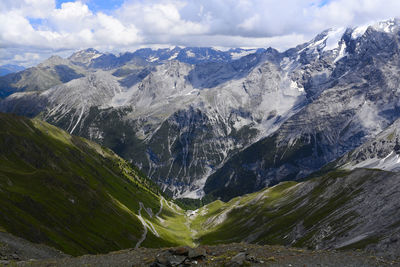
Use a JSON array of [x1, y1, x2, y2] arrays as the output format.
[[205, 19, 400, 200]]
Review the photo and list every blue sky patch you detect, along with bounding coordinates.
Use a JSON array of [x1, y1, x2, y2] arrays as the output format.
[[56, 0, 125, 13]]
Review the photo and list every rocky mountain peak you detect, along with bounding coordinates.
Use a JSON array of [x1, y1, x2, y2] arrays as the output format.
[[68, 48, 103, 67], [349, 18, 400, 40], [38, 55, 69, 67]]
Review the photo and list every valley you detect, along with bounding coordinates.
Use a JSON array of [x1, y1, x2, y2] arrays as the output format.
[[0, 113, 399, 262]]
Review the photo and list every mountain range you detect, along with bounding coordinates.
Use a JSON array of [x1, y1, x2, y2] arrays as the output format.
[[0, 46, 289, 199], [2, 19, 400, 203]]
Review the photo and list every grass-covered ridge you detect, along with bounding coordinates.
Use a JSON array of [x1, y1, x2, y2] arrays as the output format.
[[191, 169, 400, 252], [0, 113, 192, 256]]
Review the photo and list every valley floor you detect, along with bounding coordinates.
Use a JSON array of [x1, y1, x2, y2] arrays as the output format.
[[7, 243, 399, 267]]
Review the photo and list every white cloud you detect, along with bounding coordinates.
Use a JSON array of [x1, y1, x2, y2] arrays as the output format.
[[49, 1, 93, 32], [95, 13, 141, 46], [312, 0, 400, 28], [0, 11, 45, 47], [0, 0, 55, 18], [0, 1, 141, 51], [117, 1, 209, 37], [13, 52, 40, 62], [2, 0, 400, 66]]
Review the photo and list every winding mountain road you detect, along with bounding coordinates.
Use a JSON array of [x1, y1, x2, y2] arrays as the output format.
[[135, 201, 162, 248], [135, 204, 147, 249]]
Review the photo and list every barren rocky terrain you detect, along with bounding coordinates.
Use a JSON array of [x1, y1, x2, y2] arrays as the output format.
[[5, 243, 399, 267]]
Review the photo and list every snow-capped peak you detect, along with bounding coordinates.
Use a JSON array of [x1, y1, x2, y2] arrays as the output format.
[[68, 48, 103, 66], [351, 18, 400, 39], [372, 18, 399, 33]]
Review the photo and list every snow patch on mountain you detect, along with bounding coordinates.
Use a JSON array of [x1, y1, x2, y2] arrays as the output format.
[[230, 49, 257, 60], [351, 25, 369, 39], [372, 18, 399, 33], [324, 27, 346, 51], [333, 41, 348, 63], [186, 51, 195, 58], [168, 52, 179, 60], [147, 56, 159, 62]]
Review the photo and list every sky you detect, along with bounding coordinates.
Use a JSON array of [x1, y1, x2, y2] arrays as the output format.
[[2, 0, 400, 67]]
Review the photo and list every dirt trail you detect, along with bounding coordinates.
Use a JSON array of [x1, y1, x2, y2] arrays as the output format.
[[155, 198, 164, 218]]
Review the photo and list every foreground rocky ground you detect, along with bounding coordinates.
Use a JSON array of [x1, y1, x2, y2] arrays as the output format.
[[3, 243, 399, 267], [0, 231, 66, 265]]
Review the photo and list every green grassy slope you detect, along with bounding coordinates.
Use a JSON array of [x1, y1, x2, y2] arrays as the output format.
[[192, 169, 400, 252], [0, 113, 192, 256]]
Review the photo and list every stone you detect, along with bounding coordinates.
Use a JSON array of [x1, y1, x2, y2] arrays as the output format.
[[155, 252, 170, 266], [183, 258, 192, 265], [168, 255, 187, 266], [155, 251, 187, 266], [246, 254, 257, 262], [229, 252, 247, 266], [202, 245, 212, 255], [170, 247, 189, 256], [188, 247, 207, 259]]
